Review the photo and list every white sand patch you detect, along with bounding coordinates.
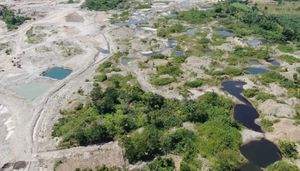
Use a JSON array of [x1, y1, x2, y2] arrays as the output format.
[[4, 117, 15, 140], [0, 105, 8, 114]]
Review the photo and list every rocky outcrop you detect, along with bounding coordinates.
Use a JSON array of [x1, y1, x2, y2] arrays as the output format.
[[258, 99, 296, 118], [241, 129, 264, 145]]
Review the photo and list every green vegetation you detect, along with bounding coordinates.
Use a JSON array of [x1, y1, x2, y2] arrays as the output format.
[[0, 6, 30, 30], [244, 88, 276, 101], [53, 58, 242, 169], [177, 9, 214, 24], [150, 76, 176, 86], [243, 88, 259, 98], [158, 23, 187, 38], [150, 61, 183, 86], [227, 46, 270, 65], [142, 157, 175, 171], [184, 79, 204, 88], [212, 67, 244, 77], [279, 55, 300, 65], [94, 74, 107, 82], [75, 165, 123, 171], [260, 118, 276, 132], [279, 141, 298, 159], [260, 71, 298, 88], [161, 128, 197, 154], [277, 44, 296, 53], [110, 11, 129, 23], [81, 0, 124, 11], [266, 161, 299, 171], [53, 160, 63, 171]]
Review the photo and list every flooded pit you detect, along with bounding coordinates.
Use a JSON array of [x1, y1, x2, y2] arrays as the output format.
[[222, 81, 281, 170], [42, 67, 72, 80]]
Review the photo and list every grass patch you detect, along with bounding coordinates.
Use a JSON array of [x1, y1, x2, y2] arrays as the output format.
[[279, 55, 300, 65]]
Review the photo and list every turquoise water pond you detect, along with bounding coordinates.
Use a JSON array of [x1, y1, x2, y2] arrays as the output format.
[[42, 67, 72, 80]]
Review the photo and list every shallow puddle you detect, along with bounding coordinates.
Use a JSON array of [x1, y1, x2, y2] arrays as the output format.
[[244, 67, 269, 75], [12, 81, 52, 100]]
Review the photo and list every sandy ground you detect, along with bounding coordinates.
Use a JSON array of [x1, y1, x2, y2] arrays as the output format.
[[0, 0, 117, 170]]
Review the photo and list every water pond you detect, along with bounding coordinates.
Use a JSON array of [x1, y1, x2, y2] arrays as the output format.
[[244, 67, 269, 75], [240, 139, 282, 168], [42, 67, 72, 80], [268, 59, 280, 66], [215, 30, 234, 37], [222, 81, 281, 169], [12, 81, 52, 100]]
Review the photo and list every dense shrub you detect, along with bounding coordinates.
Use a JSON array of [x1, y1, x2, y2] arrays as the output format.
[[122, 126, 162, 163], [160, 129, 197, 154], [197, 121, 242, 157]]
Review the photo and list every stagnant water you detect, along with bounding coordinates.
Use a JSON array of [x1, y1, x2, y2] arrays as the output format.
[[42, 67, 72, 80], [222, 81, 281, 169]]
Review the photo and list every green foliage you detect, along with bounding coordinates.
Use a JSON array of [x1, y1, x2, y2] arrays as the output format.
[[122, 126, 162, 163], [197, 121, 242, 157], [212, 150, 242, 171], [227, 46, 270, 65], [243, 88, 259, 98], [160, 129, 197, 154], [279, 141, 298, 159], [158, 23, 186, 37], [156, 63, 182, 77], [213, 67, 244, 76], [277, 44, 295, 53], [180, 157, 201, 171], [94, 74, 107, 82], [260, 118, 274, 132], [95, 165, 123, 171], [81, 0, 124, 11], [53, 160, 63, 171], [52, 107, 113, 147], [143, 157, 175, 171], [184, 79, 204, 88], [97, 61, 112, 73], [150, 76, 176, 86], [255, 92, 276, 101], [0, 7, 30, 30], [279, 55, 300, 64], [177, 9, 214, 24], [266, 161, 299, 171]]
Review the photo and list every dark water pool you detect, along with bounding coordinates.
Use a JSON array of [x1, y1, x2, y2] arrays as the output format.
[[240, 139, 282, 168], [42, 67, 72, 80], [238, 162, 262, 171], [222, 81, 281, 169], [244, 67, 269, 75], [234, 104, 262, 132]]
